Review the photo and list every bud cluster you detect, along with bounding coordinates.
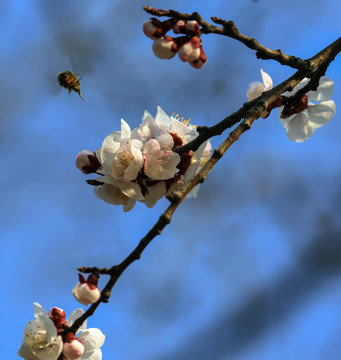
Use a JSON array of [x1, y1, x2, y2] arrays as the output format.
[[143, 18, 207, 69]]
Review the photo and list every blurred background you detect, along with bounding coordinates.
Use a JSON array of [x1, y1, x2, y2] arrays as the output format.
[[1, 0, 341, 359]]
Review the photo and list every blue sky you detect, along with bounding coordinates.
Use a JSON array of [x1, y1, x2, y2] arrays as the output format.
[[1, 0, 341, 359]]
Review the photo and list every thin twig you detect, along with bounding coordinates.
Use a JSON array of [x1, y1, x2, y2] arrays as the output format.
[[67, 103, 262, 334], [143, 6, 307, 70]]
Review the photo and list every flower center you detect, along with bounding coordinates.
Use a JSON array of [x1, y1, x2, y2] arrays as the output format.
[[172, 112, 195, 128], [25, 322, 50, 350], [114, 150, 133, 176]]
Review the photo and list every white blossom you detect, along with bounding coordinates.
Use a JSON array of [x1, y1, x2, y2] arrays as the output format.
[[65, 309, 105, 360], [279, 77, 335, 142], [18, 303, 63, 360], [247, 69, 273, 118]]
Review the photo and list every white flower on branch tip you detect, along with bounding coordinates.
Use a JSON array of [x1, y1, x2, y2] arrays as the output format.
[[247, 69, 273, 118], [81, 106, 212, 211], [18, 304, 105, 360], [18, 303, 63, 360], [279, 77, 335, 142], [72, 273, 101, 306]]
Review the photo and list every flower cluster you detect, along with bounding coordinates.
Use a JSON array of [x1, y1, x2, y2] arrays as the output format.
[[76, 107, 212, 212], [143, 18, 207, 68], [18, 303, 105, 360], [247, 70, 335, 142]]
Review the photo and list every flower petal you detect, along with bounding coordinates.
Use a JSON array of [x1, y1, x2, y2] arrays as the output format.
[[18, 338, 40, 360], [307, 100, 335, 129], [155, 130, 174, 150], [120, 119, 131, 139], [286, 112, 315, 142], [95, 183, 137, 211], [33, 303, 47, 318], [144, 139, 180, 180], [32, 336, 63, 360], [247, 81, 265, 101], [37, 315, 58, 340], [80, 348, 103, 360], [155, 106, 172, 131], [100, 133, 121, 170], [123, 198, 136, 212], [144, 181, 167, 208], [260, 69, 273, 91], [308, 77, 334, 102], [67, 308, 86, 332], [123, 143, 144, 180], [78, 328, 105, 350]]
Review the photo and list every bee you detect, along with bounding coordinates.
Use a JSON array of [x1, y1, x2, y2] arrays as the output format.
[[57, 70, 84, 101]]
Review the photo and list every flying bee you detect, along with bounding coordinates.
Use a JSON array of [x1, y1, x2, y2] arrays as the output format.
[[57, 70, 84, 101]]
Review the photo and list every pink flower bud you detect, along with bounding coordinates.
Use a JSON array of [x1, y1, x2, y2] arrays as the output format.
[[72, 273, 101, 306], [185, 20, 200, 35], [152, 36, 178, 59], [189, 45, 207, 69], [143, 18, 163, 40], [63, 333, 85, 360], [75, 150, 101, 174], [178, 36, 201, 62], [173, 19, 186, 34]]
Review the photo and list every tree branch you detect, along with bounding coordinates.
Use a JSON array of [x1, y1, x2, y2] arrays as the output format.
[[67, 8, 341, 336], [143, 6, 307, 70]]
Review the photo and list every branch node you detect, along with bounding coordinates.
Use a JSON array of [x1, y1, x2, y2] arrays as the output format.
[[160, 213, 171, 225], [213, 148, 223, 159], [197, 125, 208, 135], [199, 174, 206, 184], [166, 191, 181, 203], [101, 290, 111, 303]]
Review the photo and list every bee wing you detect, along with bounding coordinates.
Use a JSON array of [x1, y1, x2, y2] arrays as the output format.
[[58, 29, 105, 76], [70, 53, 93, 78], [45, 69, 62, 96]]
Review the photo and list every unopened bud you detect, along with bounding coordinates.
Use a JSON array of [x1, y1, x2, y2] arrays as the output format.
[[189, 45, 207, 69], [173, 19, 186, 34], [178, 36, 201, 62], [152, 36, 178, 59], [185, 20, 200, 35], [143, 18, 163, 40], [72, 273, 101, 306], [75, 150, 101, 174], [48, 307, 66, 330], [63, 334, 85, 360]]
